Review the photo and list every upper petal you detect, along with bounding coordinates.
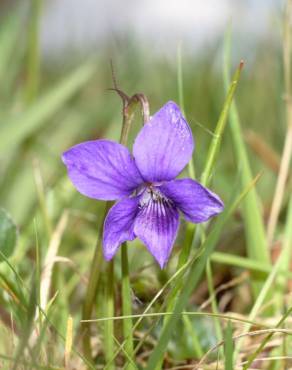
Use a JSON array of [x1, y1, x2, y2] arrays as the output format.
[[62, 140, 143, 200], [133, 101, 194, 182], [134, 189, 180, 268], [103, 196, 140, 260], [160, 179, 224, 223]]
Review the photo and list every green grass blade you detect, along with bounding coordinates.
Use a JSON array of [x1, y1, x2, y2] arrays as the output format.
[[145, 175, 261, 369], [223, 28, 270, 296], [211, 251, 292, 279], [201, 61, 243, 186], [167, 58, 243, 364]]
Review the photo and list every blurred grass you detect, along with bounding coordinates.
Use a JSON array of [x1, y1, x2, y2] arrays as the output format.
[[0, 2, 291, 370]]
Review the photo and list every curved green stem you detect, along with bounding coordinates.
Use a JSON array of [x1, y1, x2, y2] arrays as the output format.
[[120, 93, 149, 369]]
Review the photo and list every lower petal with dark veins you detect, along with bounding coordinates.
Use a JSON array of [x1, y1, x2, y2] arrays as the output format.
[[134, 192, 179, 268]]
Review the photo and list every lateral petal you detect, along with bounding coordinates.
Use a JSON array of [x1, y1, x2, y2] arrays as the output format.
[[62, 140, 143, 200], [160, 179, 224, 223]]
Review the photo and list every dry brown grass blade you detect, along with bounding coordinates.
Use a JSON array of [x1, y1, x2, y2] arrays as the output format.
[[267, 0, 292, 245], [245, 130, 281, 174], [29, 210, 69, 346], [195, 328, 292, 369], [40, 210, 69, 312], [65, 315, 73, 368]]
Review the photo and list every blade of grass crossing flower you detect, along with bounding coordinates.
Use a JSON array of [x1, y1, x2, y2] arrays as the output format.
[[223, 29, 270, 297], [200, 62, 243, 356], [165, 55, 244, 365], [145, 174, 262, 370], [176, 61, 243, 271], [224, 321, 234, 370]]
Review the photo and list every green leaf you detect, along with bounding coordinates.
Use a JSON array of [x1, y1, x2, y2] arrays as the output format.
[[0, 208, 17, 261]]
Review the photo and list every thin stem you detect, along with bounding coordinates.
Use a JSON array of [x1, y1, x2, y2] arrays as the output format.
[[104, 261, 115, 369], [118, 90, 150, 368], [121, 244, 134, 370]]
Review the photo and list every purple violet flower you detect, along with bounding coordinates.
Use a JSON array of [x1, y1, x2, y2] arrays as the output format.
[[62, 101, 224, 268]]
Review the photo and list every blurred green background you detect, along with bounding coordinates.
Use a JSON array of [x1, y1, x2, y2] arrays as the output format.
[[0, 0, 284, 224], [0, 0, 290, 367]]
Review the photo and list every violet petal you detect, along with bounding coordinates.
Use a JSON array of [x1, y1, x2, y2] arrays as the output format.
[[133, 101, 194, 182], [160, 178, 224, 223], [103, 196, 140, 260], [134, 192, 180, 268], [62, 140, 143, 200]]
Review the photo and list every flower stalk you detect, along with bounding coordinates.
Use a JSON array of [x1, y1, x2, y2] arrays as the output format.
[[81, 89, 149, 366], [104, 261, 115, 369], [118, 89, 150, 369]]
